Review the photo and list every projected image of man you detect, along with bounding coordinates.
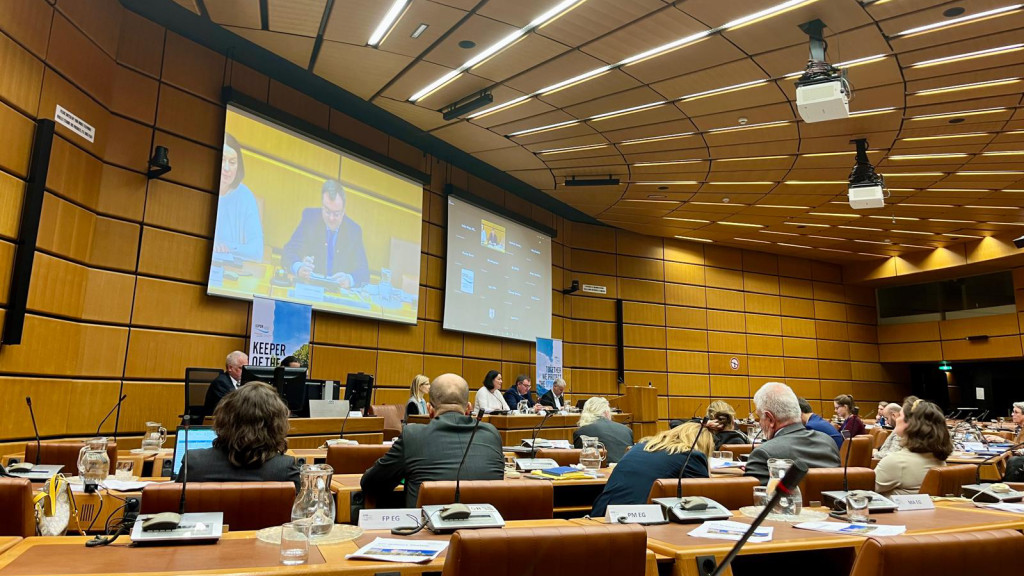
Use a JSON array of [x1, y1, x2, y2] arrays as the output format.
[[213, 134, 264, 261], [283, 179, 369, 289]]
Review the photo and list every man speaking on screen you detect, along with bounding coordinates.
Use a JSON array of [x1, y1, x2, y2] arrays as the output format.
[[283, 179, 370, 289]]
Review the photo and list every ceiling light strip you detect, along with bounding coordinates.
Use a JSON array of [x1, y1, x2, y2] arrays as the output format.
[[910, 43, 1024, 68], [892, 4, 1024, 38], [368, 0, 410, 47], [912, 77, 1021, 97]]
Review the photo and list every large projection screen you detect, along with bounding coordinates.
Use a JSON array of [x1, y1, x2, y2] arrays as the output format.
[[208, 105, 423, 324], [443, 196, 552, 342]]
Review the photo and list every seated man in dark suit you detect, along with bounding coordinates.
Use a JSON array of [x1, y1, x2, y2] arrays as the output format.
[[538, 378, 568, 410], [282, 179, 369, 290], [201, 350, 248, 419], [744, 382, 841, 485], [574, 397, 633, 463], [179, 381, 300, 490], [361, 373, 505, 507], [504, 374, 544, 413]]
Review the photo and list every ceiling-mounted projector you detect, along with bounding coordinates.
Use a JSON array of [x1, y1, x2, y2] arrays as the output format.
[[848, 138, 885, 210], [795, 19, 850, 123]]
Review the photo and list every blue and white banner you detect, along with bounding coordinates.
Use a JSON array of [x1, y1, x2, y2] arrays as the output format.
[[535, 337, 562, 397], [249, 297, 312, 367]]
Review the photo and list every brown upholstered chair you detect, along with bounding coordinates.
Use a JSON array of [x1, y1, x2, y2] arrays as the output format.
[[868, 427, 891, 449], [0, 477, 35, 537], [918, 464, 976, 497], [441, 523, 648, 576], [369, 404, 403, 441], [799, 467, 875, 506], [839, 435, 872, 469], [24, 441, 118, 476], [536, 448, 584, 467], [325, 443, 391, 474], [648, 476, 760, 510], [140, 482, 296, 530], [849, 529, 1024, 576], [721, 444, 754, 458], [416, 480, 553, 520]]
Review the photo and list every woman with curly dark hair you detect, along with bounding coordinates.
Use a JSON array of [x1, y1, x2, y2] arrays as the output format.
[[176, 382, 300, 490], [874, 396, 952, 496]]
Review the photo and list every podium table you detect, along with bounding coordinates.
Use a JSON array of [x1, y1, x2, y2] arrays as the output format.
[[287, 416, 384, 449], [405, 413, 631, 445]]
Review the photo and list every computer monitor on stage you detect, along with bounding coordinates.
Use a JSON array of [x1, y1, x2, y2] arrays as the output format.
[[344, 372, 374, 414], [241, 365, 308, 416]]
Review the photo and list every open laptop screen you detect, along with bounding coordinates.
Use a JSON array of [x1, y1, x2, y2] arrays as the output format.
[[172, 426, 217, 476]]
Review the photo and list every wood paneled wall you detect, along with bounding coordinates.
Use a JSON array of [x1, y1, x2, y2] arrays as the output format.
[[0, 0, 910, 444]]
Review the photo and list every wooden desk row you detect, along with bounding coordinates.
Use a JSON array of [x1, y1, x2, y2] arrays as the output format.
[[406, 412, 632, 445]]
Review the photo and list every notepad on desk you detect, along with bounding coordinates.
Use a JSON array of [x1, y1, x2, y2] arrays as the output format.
[[529, 467, 591, 481]]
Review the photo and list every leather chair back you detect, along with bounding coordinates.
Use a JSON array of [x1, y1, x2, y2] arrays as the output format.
[[648, 477, 760, 510], [839, 435, 872, 469], [868, 427, 890, 449], [369, 404, 403, 441], [799, 467, 875, 506], [918, 464, 976, 497], [140, 482, 296, 531], [442, 524, 647, 576], [416, 480, 553, 520], [536, 448, 583, 467], [0, 477, 35, 537], [24, 441, 118, 476], [325, 443, 391, 474], [850, 529, 1024, 576], [721, 444, 753, 458]]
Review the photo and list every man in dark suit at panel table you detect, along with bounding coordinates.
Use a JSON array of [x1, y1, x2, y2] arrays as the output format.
[[202, 350, 248, 419], [361, 373, 505, 507], [282, 179, 369, 290], [539, 378, 568, 410]]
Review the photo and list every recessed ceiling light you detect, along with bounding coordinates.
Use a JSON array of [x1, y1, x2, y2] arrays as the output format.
[[411, 23, 429, 38], [911, 77, 1021, 97], [665, 217, 711, 223], [675, 235, 714, 243], [838, 225, 883, 231], [909, 107, 1007, 121], [717, 221, 763, 227], [368, 0, 410, 47], [632, 159, 702, 167], [458, 40, 476, 49], [784, 222, 830, 227], [910, 44, 1024, 68], [735, 238, 771, 243], [891, 5, 1022, 38], [901, 132, 989, 142], [508, 119, 580, 137], [648, 194, 667, 199], [536, 143, 609, 155], [943, 7, 966, 17], [777, 242, 813, 249]]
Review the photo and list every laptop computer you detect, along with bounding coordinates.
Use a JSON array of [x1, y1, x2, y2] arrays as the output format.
[[171, 426, 217, 477]]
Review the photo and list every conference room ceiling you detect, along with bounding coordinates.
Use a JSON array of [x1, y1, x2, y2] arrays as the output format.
[[175, 0, 1024, 261]]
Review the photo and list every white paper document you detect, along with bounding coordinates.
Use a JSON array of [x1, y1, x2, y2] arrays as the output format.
[[346, 537, 448, 564], [795, 522, 906, 537], [70, 479, 159, 492], [710, 458, 745, 470], [983, 502, 1024, 514], [689, 520, 773, 543]]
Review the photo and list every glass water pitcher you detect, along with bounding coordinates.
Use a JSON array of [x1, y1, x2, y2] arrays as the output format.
[[291, 463, 335, 536], [766, 458, 802, 516], [77, 437, 110, 484], [141, 422, 167, 451], [578, 435, 606, 473]]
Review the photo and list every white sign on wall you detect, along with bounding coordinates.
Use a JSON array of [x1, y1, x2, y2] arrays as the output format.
[[55, 105, 95, 143]]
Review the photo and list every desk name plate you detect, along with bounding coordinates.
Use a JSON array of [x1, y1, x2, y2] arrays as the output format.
[[892, 495, 935, 511], [358, 508, 422, 530], [606, 504, 667, 525]]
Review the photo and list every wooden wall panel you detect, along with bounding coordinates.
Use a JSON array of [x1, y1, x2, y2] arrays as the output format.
[[124, 328, 245, 379], [132, 277, 248, 335]]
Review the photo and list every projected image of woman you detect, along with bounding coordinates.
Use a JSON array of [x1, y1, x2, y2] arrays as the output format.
[[214, 134, 264, 262]]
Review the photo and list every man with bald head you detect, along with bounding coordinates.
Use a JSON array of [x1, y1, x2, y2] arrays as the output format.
[[361, 373, 505, 507]]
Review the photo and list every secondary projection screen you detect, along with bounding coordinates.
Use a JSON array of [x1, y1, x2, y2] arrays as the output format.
[[443, 196, 552, 342], [208, 105, 423, 324]]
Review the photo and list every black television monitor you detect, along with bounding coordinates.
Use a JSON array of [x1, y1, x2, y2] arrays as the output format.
[[241, 365, 308, 416], [304, 379, 340, 401], [344, 372, 375, 414]]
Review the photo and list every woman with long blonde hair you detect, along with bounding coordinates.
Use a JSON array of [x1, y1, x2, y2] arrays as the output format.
[[405, 374, 430, 418], [591, 422, 714, 516]]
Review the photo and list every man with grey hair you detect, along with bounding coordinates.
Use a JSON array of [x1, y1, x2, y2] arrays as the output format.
[[745, 382, 841, 485], [875, 403, 904, 459], [202, 350, 248, 418], [539, 378, 567, 410], [573, 397, 634, 463], [362, 373, 504, 507]]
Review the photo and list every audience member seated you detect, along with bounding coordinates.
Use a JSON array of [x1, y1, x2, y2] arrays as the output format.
[[874, 397, 952, 496], [280, 355, 302, 368], [590, 422, 712, 517], [1001, 402, 1024, 481], [405, 374, 430, 418], [875, 400, 889, 427], [475, 370, 510, 413], [835, 393, 866, 440], [798, 396, 843, 450], [362, 374, 504, 507], [745, 383, 841, 485], [178, 381, 300, 490], [504, 374, 544, 413], [875, 403, 904, 459], [539, 378, 568, 410], [706, 400, 748, 449], [574, 397, 634, 463], [202, 350, 248, 419]]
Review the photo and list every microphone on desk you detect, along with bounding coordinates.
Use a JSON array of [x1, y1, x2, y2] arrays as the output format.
[[95, 394, 128, 436], [26, 397, 41, 465], [529, 410, 555, 458], [710, 461, 808, 576], [440, 408, 486, 521], [140, 415, 192, 533], [841, 429, 852, 494]]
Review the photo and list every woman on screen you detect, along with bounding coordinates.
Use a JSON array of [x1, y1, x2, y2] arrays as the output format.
[[475, 370, 510, 413], [405, 374, 430, 419], [213, 134, 264, 262]]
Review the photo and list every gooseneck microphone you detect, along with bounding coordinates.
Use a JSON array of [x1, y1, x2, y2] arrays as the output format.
[[529, 410, 554, 458], [178, 414, 190, 517], [677, 415, 710, 499], [841, 430, 852, 494], [95, 394, 128, 436], [441, 408, 486, 520], [26, 397, 41, 465], [710, 461, 809, 576], [338, 404, 352, 441]]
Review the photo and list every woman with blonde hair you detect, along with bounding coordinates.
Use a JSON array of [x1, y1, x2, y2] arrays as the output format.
[[574, 397, 634, 464], [706, 400, 748, 449], [591, 422, 714, 516], [405, 374, 430, 418]]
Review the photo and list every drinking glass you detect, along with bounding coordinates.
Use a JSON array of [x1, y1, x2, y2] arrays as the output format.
[[846, 492, 870, 523], [280, 520, 312, 565], [752, 486, 768, 507], [713, 451, 734, 461]]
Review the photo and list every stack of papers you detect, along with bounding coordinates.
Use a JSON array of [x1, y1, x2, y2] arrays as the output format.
[[689, 521, 772, 543], [529, 468, 592, 480], [347, 538, 447, 564], [710, 458, 745, 470], [984, 502, 1024, 513], [795, 522, 906, 536]]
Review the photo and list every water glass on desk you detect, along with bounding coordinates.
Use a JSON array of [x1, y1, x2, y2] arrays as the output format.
[[846, 492, 870, 523], [280, 520, 312, 565]]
